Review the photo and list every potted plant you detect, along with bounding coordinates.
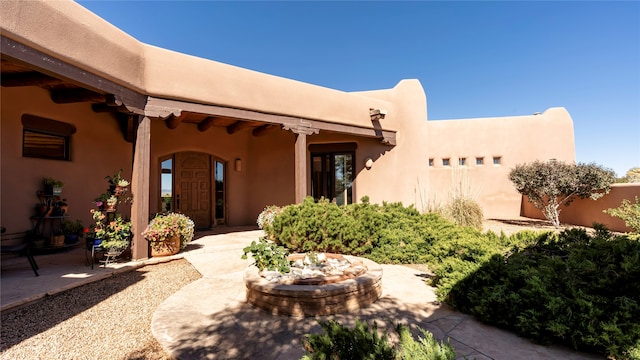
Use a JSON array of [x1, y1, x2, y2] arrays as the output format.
[[51, 198, 68, 216], [95, 214, 132, 254], [104, 195, 118, 212], [142, 212, 195, 257], [60, 219, 83, 244], [43, 177, 64, 196], [105, 169, 129, 196]]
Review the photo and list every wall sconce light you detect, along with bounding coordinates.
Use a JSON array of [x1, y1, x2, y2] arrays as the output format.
[[234, 158, 242, 172], [364, 158, 373, 170], [369, 108, 387, 121]]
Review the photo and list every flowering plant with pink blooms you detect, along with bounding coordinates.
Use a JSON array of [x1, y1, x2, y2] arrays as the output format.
[[142, 212, 195, 250]]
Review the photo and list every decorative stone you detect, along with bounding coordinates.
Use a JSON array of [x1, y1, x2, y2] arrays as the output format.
[[244, 254, 383, 317]]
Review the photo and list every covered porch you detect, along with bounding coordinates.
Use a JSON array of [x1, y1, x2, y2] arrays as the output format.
[[1, 35, 396, 261]]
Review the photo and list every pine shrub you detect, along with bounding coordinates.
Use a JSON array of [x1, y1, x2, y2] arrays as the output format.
[[301, 320, 395, 360], [263, 198, 640, 359], [300, 320, 456, 360], [448, 228, 640, 359]]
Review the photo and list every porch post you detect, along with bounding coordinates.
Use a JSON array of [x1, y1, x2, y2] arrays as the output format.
[[131, 115, 151, 260], [294, 133, 307, 203], [287, 123, 319, 203]]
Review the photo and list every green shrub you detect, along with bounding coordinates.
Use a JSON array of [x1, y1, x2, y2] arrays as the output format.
[[267, 197, 374, 255], [396, 325, 456, 360], [440, 196, 484, 230], [448, 228, 640, 359], [604, 196, 640, 234], [300, 320, 456, 360], [301, 320, 395, 360], [267, 198, 640, 358]]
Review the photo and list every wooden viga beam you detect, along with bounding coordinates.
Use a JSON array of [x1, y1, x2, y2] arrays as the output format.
[[226, 121, 254, 134], [0, 71, 65, 87], [165, 113, 188, 129], [198, 116, 216, 132], [50, 88, 108, 104], [252, 124, 276, 137]]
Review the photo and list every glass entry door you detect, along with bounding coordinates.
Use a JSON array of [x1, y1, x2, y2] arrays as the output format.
[[311, 152, 354, 205]]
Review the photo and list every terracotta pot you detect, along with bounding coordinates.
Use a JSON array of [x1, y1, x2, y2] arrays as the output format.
[[150, 235, 181, 257], [113, 185, 127, 197]]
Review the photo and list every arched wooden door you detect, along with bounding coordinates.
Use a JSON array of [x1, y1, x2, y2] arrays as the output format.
[[161, 151, 225, 229], [175, 152, 212, 229]]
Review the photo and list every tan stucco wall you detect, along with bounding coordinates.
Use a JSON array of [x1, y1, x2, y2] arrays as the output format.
[[1, 0, 395, 130], [422, 107, 576, 218], [1, 86, 133, 234], [0, 0, 145, 92], [148, 120, 296, 226], [0, 0, 588, 232], [143, 45, 395, 129], [522, 184, 640, 233]]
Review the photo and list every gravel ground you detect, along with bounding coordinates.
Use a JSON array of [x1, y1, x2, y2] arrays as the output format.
[[1, 259, 201, 360]]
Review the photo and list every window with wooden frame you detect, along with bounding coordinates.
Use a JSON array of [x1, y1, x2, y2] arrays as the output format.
[[22, 114, 76, 161], [310, 143, 356, 206]]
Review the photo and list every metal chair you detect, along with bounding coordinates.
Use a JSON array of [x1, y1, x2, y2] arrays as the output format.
[[85, 238, 104, 269], [1, 228, 39, 276]]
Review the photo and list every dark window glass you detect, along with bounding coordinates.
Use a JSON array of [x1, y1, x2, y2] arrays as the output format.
[[215, 161, 224, 219], [310, 144, 355, 206]]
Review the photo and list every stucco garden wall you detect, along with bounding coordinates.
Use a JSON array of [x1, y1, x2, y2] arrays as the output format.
[[422, 108, 576, 218], [522, 184, 640, 233], [0, 86, 133, 234]]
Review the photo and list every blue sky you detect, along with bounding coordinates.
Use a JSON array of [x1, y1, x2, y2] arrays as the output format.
[[78, 1, 639, 177]]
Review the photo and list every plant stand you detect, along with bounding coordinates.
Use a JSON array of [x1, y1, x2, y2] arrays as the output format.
[[101, 249, 124, 267]]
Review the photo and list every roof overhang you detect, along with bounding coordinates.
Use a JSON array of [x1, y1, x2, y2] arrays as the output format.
[[2, 35, 396, 144]]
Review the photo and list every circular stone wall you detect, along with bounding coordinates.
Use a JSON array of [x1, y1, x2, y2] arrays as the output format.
[[244, 255, 383, 317]]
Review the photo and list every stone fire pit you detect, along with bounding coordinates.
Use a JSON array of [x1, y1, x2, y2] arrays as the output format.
[[244, 253, 383, 317]]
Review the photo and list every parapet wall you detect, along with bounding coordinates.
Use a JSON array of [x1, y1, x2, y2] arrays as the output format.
[[522, 184, 640, 233]]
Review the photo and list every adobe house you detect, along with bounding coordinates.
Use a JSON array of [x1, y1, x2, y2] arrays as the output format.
[[1, 1, 576, 260]]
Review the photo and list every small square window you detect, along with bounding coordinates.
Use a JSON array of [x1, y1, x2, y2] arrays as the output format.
[[442, 158, 450, 166], [476, 157, 484, 165], [493, 156, 502, 165], [428, 158, 434, 167], [459, 157, 466, 166]]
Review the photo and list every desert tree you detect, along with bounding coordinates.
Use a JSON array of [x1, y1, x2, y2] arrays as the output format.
[[621, 167, 640, 183], [509, 160, 615, 226]]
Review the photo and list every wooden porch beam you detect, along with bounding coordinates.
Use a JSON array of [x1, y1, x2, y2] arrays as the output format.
[[226, 121, 253, 134], [146, 97, 396, 144], [0, 71, 65, 87], [198, 116, 216, 132], [92, 103, 127, 113], [252, 124, 275, 137], [165, 114, 182, 129], [51, 88, 107, 104], [1, 36, 147, 114]]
